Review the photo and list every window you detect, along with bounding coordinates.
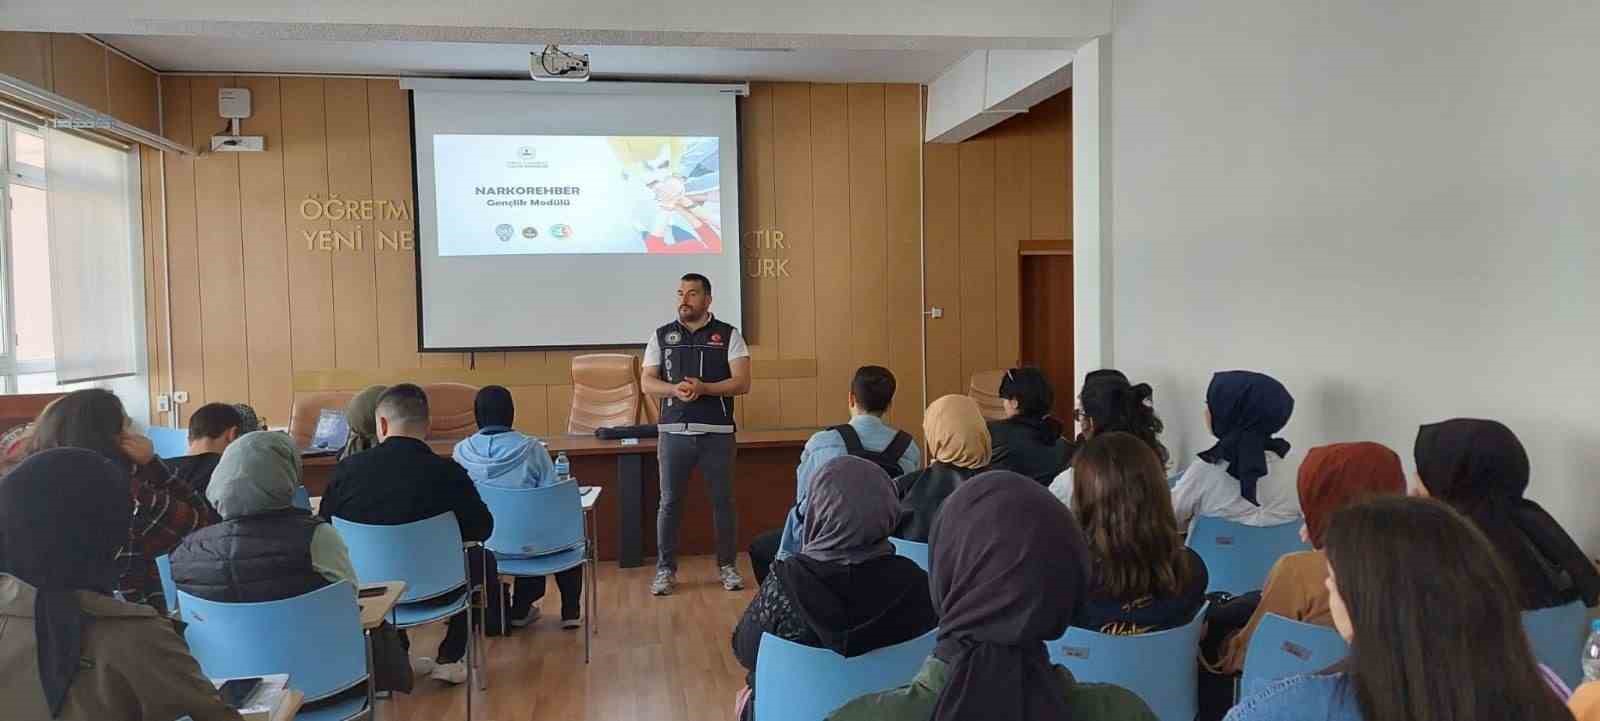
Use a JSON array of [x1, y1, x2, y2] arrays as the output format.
[[0, 120, 144, 397]]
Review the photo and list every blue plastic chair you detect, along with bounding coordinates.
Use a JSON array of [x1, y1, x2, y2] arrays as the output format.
[[889, 537, 929, 571], [332, 512, 484, 702], [754, 628, 937, 721], [476, 481, 592, 661], [1523, 600, 1587, 689], [1048, 603, 1208, 721], [1186, 517, 1309, 594], [155, 554, 179, 616], [147, 426, 189, 459], [1239, 613, 1348, 698], [176, 581, 369, 721], [291, 486, 312, 511]]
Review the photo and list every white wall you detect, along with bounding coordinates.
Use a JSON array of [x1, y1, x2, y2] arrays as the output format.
[[1106, 0, 1600, 548]]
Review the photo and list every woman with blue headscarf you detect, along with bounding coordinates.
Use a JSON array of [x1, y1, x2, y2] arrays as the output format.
[[1170, 371, 1301, 534]]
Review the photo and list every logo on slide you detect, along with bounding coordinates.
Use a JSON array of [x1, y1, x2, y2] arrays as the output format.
[[521, 226, 539, 239], [495, 224, 514, 242], [550, 224, 574, 239], [517, 146, 537, 161], [507, 146, 549, 169]]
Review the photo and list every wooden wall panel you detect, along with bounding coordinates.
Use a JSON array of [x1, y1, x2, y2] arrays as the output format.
[[368, 79, 422, 370], [1029, 91, 1072, 242], [189, 76, 252, 408], [808, 85, 854, 423], [992, 122, 1029, 369], [280, 78, 337, 373], [236, 77, 294, 425], [160, 77, 207, 414], [0, 33, 53, 89], [922, 144, 963, 402], [957, 141, 998, 382], [139, 146, 170, 425], [107, 52, 159, 134], [846, 85, 890, 369], [772, 84, 819, 429], [323, 79, 380, 370], [48, 34, 107, 113], [883, 85, 925, 433]]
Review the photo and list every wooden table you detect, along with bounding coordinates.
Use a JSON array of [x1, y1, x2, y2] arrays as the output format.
[[303, 429, 813, 568]]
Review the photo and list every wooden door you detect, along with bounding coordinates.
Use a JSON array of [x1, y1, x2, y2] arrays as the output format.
[[1019, 254, 1074, 421]]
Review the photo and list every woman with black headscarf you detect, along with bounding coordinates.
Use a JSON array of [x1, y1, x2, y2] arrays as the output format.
[[987, 368, 1072, 484], [1170, 371, 1302, 533], [0, 449, 240, 721], [1414, 418, 1600, 611], [733, 456, 938, 721], [828, 470, 1157, 721]]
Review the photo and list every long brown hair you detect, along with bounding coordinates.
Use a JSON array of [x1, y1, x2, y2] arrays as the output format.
[[1071, 431, 1191, 599], [29, 388, 133, 469], [1324, 496, 1573, 721]]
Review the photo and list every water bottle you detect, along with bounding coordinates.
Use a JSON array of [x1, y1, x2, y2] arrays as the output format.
[[1584, 620, 1600, 682], [554, 452, 571, 483]]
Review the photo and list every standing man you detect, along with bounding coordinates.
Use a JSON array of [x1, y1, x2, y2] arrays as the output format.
[[640, 273, 752, 596]]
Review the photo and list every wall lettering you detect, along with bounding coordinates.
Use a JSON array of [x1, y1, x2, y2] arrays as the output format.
[[743, 228, 792, 278], [298, 194, 415, 252]]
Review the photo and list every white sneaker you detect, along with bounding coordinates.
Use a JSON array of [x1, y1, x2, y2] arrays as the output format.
[[719, 564, 745, 591], [409, 656, 437, 676], [429, 660, 468, 685], [561, 617, 582, 630], [651, 569, 676, 596], [511, 606, 541, 628]]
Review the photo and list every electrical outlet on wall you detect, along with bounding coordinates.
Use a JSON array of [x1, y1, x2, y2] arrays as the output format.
[[173, 391, 190, 404]]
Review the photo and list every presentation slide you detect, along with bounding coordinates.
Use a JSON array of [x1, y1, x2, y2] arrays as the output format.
[[435, 134, 724, 257], [408, 80, 744, 350]]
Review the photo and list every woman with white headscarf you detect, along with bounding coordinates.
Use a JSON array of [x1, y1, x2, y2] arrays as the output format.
[[170, 431, 356, 602]]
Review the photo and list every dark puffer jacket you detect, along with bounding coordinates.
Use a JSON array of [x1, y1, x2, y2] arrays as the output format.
[[169, 508, 329, 603]]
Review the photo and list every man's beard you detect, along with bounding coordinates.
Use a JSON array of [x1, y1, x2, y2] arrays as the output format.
[[678, 305, 706, 323]]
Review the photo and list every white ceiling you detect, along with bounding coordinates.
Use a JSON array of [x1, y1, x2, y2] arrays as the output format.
[[99, 35, 969, 84]]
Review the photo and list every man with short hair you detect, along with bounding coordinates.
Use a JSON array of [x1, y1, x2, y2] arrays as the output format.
[[168, 402, 245, 498], [747, 365, 921, 585], [318, 383, 495, 685], [639, 273, 752, 596]]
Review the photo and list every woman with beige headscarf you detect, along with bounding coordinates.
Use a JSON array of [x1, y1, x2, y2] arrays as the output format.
[[338, 384, 388, 460], [892, 394, 992, 541]]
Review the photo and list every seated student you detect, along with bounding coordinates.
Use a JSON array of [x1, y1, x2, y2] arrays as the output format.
[[1072, 432, 1208, 635], [987, 368, 1072, 484], [338, 384, 388, 461], [166, 402, 246, 499], [231, 403, 262, 434], [1170, 371, 1301, 533], [1414, 418, 1600, 610], [0, 449, 242, 721], [1051, 371, 1168, 506], [829, 470, 1157, 721], [28, 389, 217, 612], [170, 431, 357, 602], [318, 383, 496, 685], [893, 394, 991, 542], [1223, 496, 1573, 721], [1209, 442, 1405, 674], [731, 457, 938, 721], [453, 385, 583, 630], [749, 366, 920, 585]]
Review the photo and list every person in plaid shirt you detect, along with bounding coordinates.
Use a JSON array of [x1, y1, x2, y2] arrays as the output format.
[[27, 389, 218, 612]]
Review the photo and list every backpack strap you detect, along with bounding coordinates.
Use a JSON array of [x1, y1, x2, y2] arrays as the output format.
[[831, 424, 866, 456], [881, 431, 914, 469]]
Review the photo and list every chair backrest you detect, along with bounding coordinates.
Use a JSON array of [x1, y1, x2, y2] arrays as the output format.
[[1047, 603, 1209, 721], [177, 581, 367, 702], [1185, 517, 1309, 594], [147, 426, 190, 459], [889, 537, 930, 571], [968, 369, 1009, 421], [288, 391, 355, 449], [332, 512, 467, 603], [479, 481, 585, 557], [1523, 600, 1587, 689], [422, 382, 480, 441], [1239, 613, 1349, 698], [569, 354, 641, 434], [155, 554, 178, 614], [754, 629, 937, 721]]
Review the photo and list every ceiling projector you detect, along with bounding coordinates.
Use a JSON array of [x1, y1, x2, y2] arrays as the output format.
[[531, 45, 591, 82]]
